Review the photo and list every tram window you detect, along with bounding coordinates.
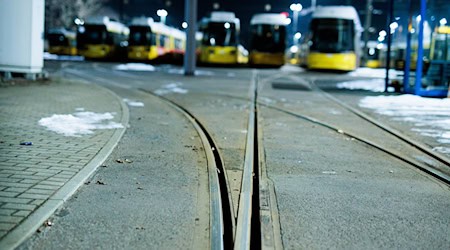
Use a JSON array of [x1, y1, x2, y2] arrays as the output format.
[[310, 18, 354, 53], [129, 27, 154, 46], [159, 35, 166, 47], [48, 34, 68, 46], [83, 25, 108, 44], [250, 24, 286, 52], [201, 22, 237, 46]]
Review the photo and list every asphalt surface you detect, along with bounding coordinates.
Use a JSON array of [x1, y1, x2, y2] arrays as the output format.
[[1, 61, 449, 249]]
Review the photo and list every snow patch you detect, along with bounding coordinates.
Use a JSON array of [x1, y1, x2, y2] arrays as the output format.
[[166, 68, 215, 76], [154, 83, 188, 95], [43, 52, 84, 61], [115, 63, 155, 71], [337, 79, 394, 92], [349, 67, 402, 78], [123, 99, 144, 107], [359, 94, 450, 149], [39, 111, 123, 137]]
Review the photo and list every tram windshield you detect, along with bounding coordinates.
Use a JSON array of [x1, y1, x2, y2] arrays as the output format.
[[201, 22, 237, 46], [250, 24, 286, 53], [48, 34, 69, 46], [78, 25, 110, 45], [432, 33, 449, 61], [128, 26, 154, 46], [310, 18, 354, 53]]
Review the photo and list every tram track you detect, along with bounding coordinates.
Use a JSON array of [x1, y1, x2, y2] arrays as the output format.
[[63, 64, 450, 249], [257, 73, 450, 185]]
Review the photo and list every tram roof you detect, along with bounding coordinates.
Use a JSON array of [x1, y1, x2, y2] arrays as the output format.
[[312, 6, 361, 29], [210, 11, 240, 25], [129, 16, 185, 40], [84, 16, 129, 34], [250, 13, 290, 26]]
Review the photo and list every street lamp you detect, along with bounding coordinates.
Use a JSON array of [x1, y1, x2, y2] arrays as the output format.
[[290, 3, 302, 43], [294, 32, 302, 44], [157, 9, 168, 24]]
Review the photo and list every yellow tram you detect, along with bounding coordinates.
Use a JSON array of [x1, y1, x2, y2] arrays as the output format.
[[306, 6, 362, 71], [248, 13, 289, 67], [47, 28, 77, 56], [77, 16, 129, 60], [198, 11, 248, 65], [127, 17, 185, 63]]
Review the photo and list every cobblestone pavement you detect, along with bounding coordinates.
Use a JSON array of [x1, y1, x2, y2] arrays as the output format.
[[0, 77, 128, 249]]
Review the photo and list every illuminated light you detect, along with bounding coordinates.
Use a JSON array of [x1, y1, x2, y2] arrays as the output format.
[[440, 18, 447, 26], [280, 12, 289, 18], [78, 26, 86, 33], [379, 30, 387, 37], [377, 36, 385, 42], [265, 4, 271, 11], [411, 28, 415, 33], [389, 22, 398, 30], [368, 48, 375, 56], [285, 18, 292, 25], [290, 3, 302, 12], [213, 2, 220, 10], [376, 43, 383, 50], [74, 18, 84, 25], [224, 22, 230, 29], [290, 45, 298, 53], [294, 32, 302, 40], [416, 15, 421, 22], [157, 9, 168, 17], [182, 22, 188, 29]]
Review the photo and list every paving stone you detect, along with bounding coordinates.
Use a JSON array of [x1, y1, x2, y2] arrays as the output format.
[[4, 187, 28, 193], [2, 203, 36, 211], [18, 193, 49, 200], [0, 223, 15, 231], [0, 215, 23, 224], [0, 191, 18, 198], [0, 209, 16, 216], [32, 184, 60, 191], [30, 199, 45, 206], [0, 197, 32, 204], [24, 188, 54, 195], [12, 210, 31, 217]]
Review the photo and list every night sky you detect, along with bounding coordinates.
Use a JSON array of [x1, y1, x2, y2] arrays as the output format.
[[108, 0, 449, 46]]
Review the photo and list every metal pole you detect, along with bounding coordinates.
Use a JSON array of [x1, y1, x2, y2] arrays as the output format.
[[414, 0, 426, 94], [363, 0, 373, 65], [403, 0, 413, 93], [385, 0, 394, 92], [293, 10, 299, 43], [184, 0, 197, 76]]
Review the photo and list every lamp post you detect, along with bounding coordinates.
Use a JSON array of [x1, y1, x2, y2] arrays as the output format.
[[157, 9, 168, 24], [290, 3, 302, 44]]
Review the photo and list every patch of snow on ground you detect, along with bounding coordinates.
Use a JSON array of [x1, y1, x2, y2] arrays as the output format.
[[115, 63, 155, 71], [154, 82, 188, 95], [166, 68, 215, 76], [337, 79, 393, 92], [433, 147, 450, 154], [359, 94, 450, 153], [349, 67, 402, 78], [123, 99, 144, 107], [39, 111, 123, 137], [43, 52, 84, 61]]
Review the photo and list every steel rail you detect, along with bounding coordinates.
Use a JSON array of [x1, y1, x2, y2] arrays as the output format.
[[234, 70, 258, 250]]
